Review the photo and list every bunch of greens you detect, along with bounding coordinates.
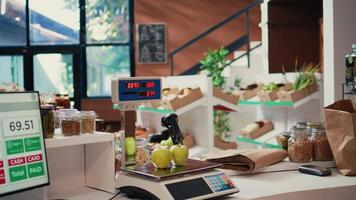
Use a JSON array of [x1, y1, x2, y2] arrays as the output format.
[[262, 82, 279, 92], [200, 48, 229, 88], [293, 62, 320, 91]]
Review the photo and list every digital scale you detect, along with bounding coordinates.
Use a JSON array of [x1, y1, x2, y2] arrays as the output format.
[[111, 77, 239, 200]]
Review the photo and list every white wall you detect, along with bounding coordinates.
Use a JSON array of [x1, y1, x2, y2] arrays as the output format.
[[323, 0, 356, 106]]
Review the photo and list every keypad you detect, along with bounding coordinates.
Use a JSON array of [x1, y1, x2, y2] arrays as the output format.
[[204, 173, 235, 192]]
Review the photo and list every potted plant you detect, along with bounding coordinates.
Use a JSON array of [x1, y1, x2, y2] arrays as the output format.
[[200, 47, 238, 149]]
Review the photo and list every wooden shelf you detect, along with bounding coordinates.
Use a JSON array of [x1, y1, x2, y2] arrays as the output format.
[[45, 131, 114, 149], [137, 97, 208, 115], [239, 92, 319, 108], [211, 96, 239, 111]]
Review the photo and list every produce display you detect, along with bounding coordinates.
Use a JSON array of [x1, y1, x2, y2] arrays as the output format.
[[151, 146, 173, 169], [125, 137, 136, 156], [170, 144, 189, 166], [292, 64, 319, 91]]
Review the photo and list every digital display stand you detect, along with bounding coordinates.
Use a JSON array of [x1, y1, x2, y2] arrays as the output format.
[[0, 92, 49, 197]]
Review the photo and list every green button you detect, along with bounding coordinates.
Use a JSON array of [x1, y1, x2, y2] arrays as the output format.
[[27, 162, 45, 178], [24, 137, 41, 152], [6, 139, 24, 155], [9, 165, 27, 182]]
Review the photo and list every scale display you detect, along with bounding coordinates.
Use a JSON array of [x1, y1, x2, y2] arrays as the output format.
[[118, 79, 161, 102], [0, 92, 49, 196]]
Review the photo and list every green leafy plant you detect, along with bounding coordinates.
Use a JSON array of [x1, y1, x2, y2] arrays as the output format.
[[292, 61, 320, 91], [200, 47, 237, 139]]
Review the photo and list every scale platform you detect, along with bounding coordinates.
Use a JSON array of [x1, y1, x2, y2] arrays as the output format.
[[122, 159, 222, 180], [116, 159, 239, 200]]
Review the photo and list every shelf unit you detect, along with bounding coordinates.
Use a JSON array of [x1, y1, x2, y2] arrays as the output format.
[[233, 85, 322, 147], [133, 75, 240, 157]]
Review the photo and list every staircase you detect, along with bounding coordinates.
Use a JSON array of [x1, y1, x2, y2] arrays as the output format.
[[168, 0, 264, 76]]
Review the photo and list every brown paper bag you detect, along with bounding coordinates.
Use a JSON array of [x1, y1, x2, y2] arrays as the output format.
[[201, 149, 287, 172], [324, 100, 356, 176]]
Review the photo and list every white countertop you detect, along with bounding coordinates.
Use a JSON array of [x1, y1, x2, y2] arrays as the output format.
[[228, 169, 356, 200]]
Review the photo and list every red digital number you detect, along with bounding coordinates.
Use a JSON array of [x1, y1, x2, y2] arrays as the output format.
[[146, 82, 155, 88], [146, 91, 155, 96], [127, 82, 140, 89]]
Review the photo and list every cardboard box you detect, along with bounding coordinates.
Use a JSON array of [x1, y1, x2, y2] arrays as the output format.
[[258, 90, 278, 102], [241, 121, 274, 139], [162, 87, 203, 110], [277, 82, 317, 102], [213, 87, 239, 105]]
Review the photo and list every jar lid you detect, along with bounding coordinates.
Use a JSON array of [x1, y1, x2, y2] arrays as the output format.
[[41, 104, 54, 110], [80, 111, 97, 117]]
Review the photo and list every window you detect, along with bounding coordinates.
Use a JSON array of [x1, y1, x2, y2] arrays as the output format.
[[34, 53, 74, 96], [0, 0, 133, 108], [86, 46, 130, 96], [0, 0, 26, 46], [0, 55, 24, 86], [29, 0, 80, 45]]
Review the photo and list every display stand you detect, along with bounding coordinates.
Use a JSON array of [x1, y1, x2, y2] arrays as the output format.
[[135, 75, 239, 157]]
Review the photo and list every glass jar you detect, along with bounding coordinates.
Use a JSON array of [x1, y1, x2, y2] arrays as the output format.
[[60, 112, 81, 136], [311, 128, 334, 161], [288, 127, 313, 162], [296, 122, 307, 129], [80, 111, 97, 134], [307, 122, 323, 129], [276, 131, 291, 150], [40, 104, 55, 138], [135, 138, 150, 166]]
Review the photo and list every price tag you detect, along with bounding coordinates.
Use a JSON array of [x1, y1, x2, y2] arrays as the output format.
[[3, 116, 39, 137]]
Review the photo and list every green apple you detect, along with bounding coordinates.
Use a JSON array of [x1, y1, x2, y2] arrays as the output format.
[[151, 146, 172, 169], [125, 137, 136, 156], [160, 137, 173, 147], [170, 144, 189, 166]]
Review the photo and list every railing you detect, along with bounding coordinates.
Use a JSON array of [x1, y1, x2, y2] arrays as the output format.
[[168, 0, 263, 76]]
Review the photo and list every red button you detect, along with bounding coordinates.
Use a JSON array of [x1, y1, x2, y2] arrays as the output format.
[[0, 161, 3, 168], [26, 154, 43, 163], [8, 157, 25, 166], [0, 169, 5, 185]]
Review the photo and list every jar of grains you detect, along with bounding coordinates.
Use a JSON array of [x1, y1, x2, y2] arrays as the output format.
[[40, 104, 55, 138], [288, 127, 313, 162], [311, 128, 334, 161], [80, 111, 97, 134], [135, 138, 150, 166], [60, 112, 81, 136]]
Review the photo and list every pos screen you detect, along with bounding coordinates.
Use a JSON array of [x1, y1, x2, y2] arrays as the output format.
[[0, 92, 49, 196]]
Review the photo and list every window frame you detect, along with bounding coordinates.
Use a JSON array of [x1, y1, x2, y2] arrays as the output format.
[[0, 0, 135, 108]]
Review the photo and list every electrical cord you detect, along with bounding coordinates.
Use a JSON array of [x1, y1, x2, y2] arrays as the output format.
[[108, 191, 122, 200]]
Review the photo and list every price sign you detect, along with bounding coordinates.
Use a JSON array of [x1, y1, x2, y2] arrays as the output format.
[[0, 92, 49, 196], [3, 116, 39, 137], [118, 79, 161, 102]]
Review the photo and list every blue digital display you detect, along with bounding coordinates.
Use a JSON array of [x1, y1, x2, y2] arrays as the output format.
[[118, 79, 161, 102]]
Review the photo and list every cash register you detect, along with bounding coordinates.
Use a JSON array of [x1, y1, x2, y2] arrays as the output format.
[[111, 77, 239, 200]]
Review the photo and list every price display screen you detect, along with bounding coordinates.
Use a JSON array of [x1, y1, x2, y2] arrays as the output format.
[[118, 79, 161, 102], [0, 92, 49, 196]]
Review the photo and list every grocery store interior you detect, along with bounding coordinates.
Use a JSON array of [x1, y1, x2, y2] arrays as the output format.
[[0, 0, 355, 200]]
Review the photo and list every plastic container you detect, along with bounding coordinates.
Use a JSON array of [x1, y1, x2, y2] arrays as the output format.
[[288, 127, 313, 163], [60, 112, 81, 136], [80, 111, 97, 134], [135, 138, 150, 166], [311, 128, 334, 161], [40, 104, 55, 138]]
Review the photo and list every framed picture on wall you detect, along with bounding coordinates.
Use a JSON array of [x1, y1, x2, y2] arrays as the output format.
[[137, 23, 167, 64]]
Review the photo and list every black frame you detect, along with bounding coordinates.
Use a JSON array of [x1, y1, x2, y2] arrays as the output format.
[[0, 0, 135, 109], [0, 91, 50, 198]]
